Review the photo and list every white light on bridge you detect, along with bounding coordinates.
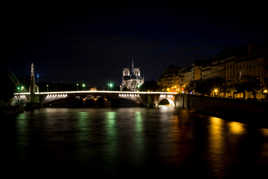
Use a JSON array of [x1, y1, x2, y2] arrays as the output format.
[[15, 90, 177, 96]]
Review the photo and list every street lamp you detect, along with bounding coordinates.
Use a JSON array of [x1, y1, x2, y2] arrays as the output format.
[[107, 81, 114, 90], [213, 88, 219, 96], [82, 83, 86, 88]]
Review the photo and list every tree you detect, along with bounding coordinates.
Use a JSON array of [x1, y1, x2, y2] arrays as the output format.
[[234, 76, 261, 98], [0, 72, 16, 103], [186, 77, 225, 95], [139, 81, 160, 91]]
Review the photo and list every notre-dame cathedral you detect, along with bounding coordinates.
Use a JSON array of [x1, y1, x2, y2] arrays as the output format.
[[120, 59, 144, 91]]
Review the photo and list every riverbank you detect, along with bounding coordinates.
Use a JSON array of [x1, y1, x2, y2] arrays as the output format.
[[183, 108, 268, 128], [176, 94, 268, 127], [0, 104, 24, 117]]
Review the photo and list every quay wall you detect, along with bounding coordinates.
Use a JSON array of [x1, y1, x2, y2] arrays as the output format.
[[175, 94, 268, 123]]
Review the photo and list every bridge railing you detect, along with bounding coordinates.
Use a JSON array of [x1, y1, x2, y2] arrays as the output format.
[[14, 90, 178, 95]]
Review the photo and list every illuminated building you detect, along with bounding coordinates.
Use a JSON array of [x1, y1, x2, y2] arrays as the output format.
[[158, 43, 268, 98], [120, 59, 144, 91], [157, 65, 181, 92]]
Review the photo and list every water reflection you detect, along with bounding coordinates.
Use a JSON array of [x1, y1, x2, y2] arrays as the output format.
[[105, 111, 117, 162], [77, 112, 90, 142], [209, 117, 224, 153], [208, 117, 225, 176], [158, 105, 175, 112], [12, 108, 268, 177], [261, 128, 268, 136], [16, 112, 28, 147], [133, 111, 144, 165], [228, 121, 245, 135], [135, 111, 143, 133]]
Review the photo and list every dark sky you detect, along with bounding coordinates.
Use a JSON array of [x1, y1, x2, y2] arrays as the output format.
[[5, 5, 268, 87]]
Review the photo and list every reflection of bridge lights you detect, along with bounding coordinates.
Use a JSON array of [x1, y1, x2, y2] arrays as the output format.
[[158, 105, 174, 112]]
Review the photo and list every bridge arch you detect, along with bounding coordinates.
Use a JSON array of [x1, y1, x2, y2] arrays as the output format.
[[158, 98, 175, 107]]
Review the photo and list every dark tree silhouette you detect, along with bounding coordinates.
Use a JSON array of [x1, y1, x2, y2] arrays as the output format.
[[139, 81, 160, 91], [0, 72, 16, 103]]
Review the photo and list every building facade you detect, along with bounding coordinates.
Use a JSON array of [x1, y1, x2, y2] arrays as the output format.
[[120, 60, 144, 91], [158, 44, 268, 99]]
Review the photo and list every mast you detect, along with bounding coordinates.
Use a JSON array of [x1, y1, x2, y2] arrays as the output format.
[[30, 62, 36, 95]]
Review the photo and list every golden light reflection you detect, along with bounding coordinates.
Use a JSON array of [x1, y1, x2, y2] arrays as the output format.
[[228, 121, 245, 135], [209, 117, 223, 153], [260, 128, 268, 136], [208, 116, 225, 176]]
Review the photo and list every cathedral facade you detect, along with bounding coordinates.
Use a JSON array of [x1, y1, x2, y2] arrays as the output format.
[[120, 60, 144, 91]]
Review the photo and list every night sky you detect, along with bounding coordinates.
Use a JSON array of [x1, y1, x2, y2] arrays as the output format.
[[5, 5, 268, 87]]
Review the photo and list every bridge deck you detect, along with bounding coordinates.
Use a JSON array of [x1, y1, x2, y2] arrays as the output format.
[[15, 90, 178, 95]]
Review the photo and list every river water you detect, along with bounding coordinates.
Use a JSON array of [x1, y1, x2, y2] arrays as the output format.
[[7, 107, 268, 177]]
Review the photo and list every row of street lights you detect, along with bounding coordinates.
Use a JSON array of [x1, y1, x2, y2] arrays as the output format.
[[74, 81, 115, 91], [76, 83, 86, 88], [17, 85, 25, 92], [16, 81, 116, 92]]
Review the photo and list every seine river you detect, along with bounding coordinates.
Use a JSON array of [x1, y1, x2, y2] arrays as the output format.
[[7, 107, 268, 178]]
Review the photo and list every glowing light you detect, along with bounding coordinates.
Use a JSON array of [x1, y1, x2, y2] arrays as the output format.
[[82, 83, 86, 88], [261, 128, 268, 136], [214, 88, 219, 93], [209, 117, 224, 156], [107, 82, 114, 89], [158, 105, 174, 112], [15, 90, 178, 96], [264, 89, 268, 94], [135, 112, 143, 132], [229, 121, 245, 135]]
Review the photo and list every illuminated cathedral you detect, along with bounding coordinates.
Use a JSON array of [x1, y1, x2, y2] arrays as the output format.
[[120, 59, 144, 91]]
